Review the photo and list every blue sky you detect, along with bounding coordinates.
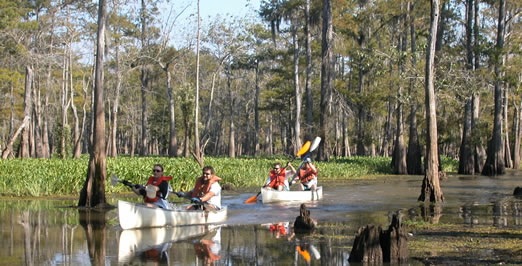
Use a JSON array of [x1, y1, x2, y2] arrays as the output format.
[[197, 0, 261, 18], [163, 0, 262, 47]]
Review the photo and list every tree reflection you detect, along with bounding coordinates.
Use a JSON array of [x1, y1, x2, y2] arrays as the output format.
[[78, 209, 108, 265]]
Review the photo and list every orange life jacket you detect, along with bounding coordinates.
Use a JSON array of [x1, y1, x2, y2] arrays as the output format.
[[144, 176, 172, 203], [298, 167, 317, 183], [191, 175, 221, 198], [267, 169, 286, 188]]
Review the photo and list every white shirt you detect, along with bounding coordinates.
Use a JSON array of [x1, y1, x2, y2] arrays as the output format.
[[207, 182, 222, 209]]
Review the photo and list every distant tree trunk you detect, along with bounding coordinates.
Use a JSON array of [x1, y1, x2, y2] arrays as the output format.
[[482, 0, 506, 176], [2, 116, 30, 159], [292, 24, 302, 152], [513, 103, 522, 169], [304, 0, 313, 136], [458, 0, 475, 174], [254, 62, 260, 155], [418, 0, 443, 203], [78, 0, 107, 208], [503, 85, 512, 168], [406, 1, 423, 175], [166, 64, 178, 157], [392, 5, 407, 174], [139, 0, 149, 156], [194, 0, 202, 161], [227, 71, 236, 158], [318, 0, 332, 161], [108, 46, 122, 158], [472, 0, 486, 173], [19, 66, 33, 158]]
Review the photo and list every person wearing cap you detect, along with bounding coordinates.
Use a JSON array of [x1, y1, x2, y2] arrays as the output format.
[[131, 164, 173, 209], [290, 157, 318, 191]]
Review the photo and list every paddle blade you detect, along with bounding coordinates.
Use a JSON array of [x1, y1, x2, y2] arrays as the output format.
[[297, 246, 311, 263], [110, 174, 119, 186], [296, 141, 311, 157], [309, 136, 322, 152], [244, 194, 258, 204]]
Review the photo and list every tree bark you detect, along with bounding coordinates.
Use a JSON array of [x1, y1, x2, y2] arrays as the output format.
[[482, 0, 506, 176], [304, 0, 313, 137], [318, 0, 333, 161], [78, 0, 107, 208], [19, 66, 33, 158], [418, 0, 444, 203], [292, 24, 302, 152], [406, 1, 423, 175]]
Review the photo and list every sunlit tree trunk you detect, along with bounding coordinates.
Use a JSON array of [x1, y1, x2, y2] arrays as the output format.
[[19, 66, 33, 158], [194, 0, 202, 164], [78, 0, 107, 208], [292, 24, 302, 152], [418, 0, 443, 203], [305, 0, 313, 136]]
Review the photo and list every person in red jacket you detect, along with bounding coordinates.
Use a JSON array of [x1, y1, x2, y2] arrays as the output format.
[[132, 164, 173, 209], [290, 157, 318, 191], [265, 162, 294, 191]]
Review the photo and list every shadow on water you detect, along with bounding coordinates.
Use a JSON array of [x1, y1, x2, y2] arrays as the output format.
[[1, 172, 522, 265]]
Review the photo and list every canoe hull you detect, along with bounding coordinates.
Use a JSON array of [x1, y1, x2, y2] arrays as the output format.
[[261, 186, 323, 203], [118, 200, 227, 230]]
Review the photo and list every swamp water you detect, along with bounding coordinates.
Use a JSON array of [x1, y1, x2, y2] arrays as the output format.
[[1, 172, 522, 265]]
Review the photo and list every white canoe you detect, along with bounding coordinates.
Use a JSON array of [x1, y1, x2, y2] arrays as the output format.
[[261, 186, 323, 203], [118, 225, 210, 262], [118, 200, 227, 230]]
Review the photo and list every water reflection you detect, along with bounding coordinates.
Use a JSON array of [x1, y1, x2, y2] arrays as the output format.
[[2, 174, 522, 265]]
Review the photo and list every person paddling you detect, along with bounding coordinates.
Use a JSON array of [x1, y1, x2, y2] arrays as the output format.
[[290, 158, 318, 191], [176, 166, 222, 211], [265, 162, 295, 191], [131, 164, 173, 209]]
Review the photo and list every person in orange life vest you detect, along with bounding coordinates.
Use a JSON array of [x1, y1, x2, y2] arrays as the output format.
[[265, 162, 294, 191], [131, 164, 173, 209], [176, 166, 221, 211], [290, 157, 318, 191]]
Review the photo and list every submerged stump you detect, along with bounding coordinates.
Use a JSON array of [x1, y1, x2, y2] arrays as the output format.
[[293, 204, 316, 234], [514, 187, 522, 197], [348, 211, 408, 263]]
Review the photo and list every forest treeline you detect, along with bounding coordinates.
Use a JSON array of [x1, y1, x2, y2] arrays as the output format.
[[0, 0, 521, 177]]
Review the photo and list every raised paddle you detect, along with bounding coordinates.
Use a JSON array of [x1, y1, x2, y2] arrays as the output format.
[[110, 174, 141, 189], [288, 136, 321, 186]]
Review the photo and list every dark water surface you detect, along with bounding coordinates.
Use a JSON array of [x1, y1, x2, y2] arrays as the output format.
[[1, 172, 522, 265]]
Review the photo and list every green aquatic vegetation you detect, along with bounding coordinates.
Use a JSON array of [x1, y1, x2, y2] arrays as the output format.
[[0, 156, 457, 197]]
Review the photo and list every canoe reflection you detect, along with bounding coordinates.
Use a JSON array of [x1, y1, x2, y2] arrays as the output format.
[[118, 225, 210, 264]]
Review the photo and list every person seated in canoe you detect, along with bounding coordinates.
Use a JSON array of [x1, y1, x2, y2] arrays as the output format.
[[131, 164, 173, 209], [290, 157, 318, 191], [176, 166, 222, 211], [264, 162, 294, 191]]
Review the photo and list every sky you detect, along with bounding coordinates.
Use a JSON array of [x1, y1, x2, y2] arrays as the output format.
[[163, 0, 262, 48]]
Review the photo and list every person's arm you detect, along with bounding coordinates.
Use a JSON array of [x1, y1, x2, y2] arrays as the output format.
[[308, 162, 318, 175], [158, 181, 169, 199]]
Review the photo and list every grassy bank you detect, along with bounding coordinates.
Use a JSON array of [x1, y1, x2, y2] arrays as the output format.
[[0, 155, 457, 197]]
